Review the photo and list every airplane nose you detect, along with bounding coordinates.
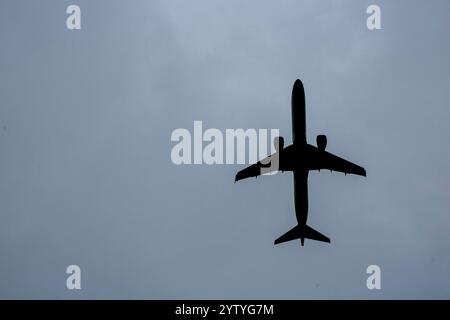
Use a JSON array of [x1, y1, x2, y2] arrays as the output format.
[[294, 79, 302, 86]]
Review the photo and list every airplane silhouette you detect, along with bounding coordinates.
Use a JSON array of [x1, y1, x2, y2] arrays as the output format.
[[235, 79, 366, 246]]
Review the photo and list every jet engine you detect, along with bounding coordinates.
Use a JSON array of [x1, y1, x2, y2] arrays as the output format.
[[316, 135, 327, 151], [274, 136, 284, 152]]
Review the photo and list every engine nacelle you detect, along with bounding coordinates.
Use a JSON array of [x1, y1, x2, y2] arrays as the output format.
[[316, 135, 327, 151], [274, 136, 284, 152]]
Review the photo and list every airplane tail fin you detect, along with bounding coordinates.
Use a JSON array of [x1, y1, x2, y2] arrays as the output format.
[[274, 225, 330, 246]]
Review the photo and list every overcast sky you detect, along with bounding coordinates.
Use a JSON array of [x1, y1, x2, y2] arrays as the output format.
[[1, 0, 450, 299]]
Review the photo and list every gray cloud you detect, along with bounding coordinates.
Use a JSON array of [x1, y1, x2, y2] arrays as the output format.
[[1, 0, 450, 298]]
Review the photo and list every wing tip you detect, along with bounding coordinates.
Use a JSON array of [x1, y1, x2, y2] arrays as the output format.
[[362, 168, 367, 177], [234, 172, 244, 183]]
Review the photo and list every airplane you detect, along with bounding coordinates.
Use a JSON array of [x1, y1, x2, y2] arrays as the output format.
[[235, 79, 366, 246]]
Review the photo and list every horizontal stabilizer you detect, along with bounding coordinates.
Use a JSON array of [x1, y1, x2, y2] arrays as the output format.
[[274, 225, 330, 246], [303, 225, 330, 243], [274, 225, 301, 244]]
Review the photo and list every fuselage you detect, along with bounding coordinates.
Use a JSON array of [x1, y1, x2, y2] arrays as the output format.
[[273, 142, 316, 228], [277, 143, 322, 172], [293, 169, 308, 227]]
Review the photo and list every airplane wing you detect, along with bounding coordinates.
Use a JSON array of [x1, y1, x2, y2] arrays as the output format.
[[314, 150, 366, 177], [235, 154, 278, 182]]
